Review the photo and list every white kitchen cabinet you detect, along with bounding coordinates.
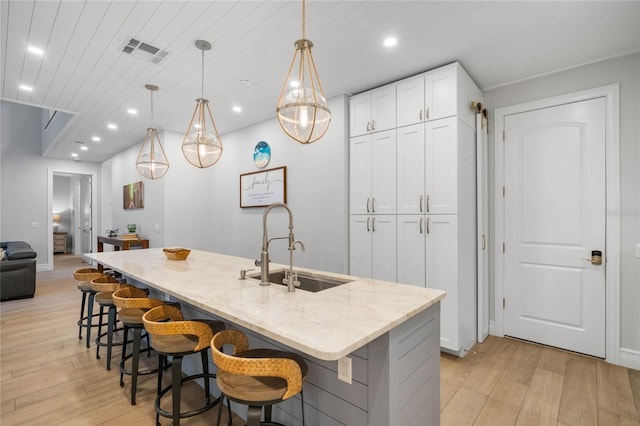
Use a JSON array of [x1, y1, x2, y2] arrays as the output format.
[[396, 63, 480, 130], [349, 86, 396, 137], [349, 215, 396, 282], [396, 214, 476, 355], [350, 61, 481, 357], [349, 129, 396, 215], [397, 117, 465, 215]]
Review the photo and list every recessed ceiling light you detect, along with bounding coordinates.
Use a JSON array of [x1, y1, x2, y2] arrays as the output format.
[[19, 84, 33, 92], [383, 37, 398, 48], [92, 136, 101, 142], [71, 153, 78, 158], [27, 45, 44, 55], [127, 108, 137, 115], [233, 106, 242, 113], [107, 123, 117, 130], [80, 146, 88, 151]]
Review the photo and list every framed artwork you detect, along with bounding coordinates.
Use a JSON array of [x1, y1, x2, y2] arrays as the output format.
[[123, 181, 144, 209], [240, 166, 286, 208]]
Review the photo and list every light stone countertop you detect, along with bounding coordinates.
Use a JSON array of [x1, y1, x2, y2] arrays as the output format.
[[84, 248, 445, 361]]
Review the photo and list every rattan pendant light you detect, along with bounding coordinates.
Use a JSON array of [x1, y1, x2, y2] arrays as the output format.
[[182, 40, 223, 168], [276, 0, 331, 144], [136, 84, 169, 179]]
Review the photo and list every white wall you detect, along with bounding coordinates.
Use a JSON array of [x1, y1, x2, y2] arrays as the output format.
[[106, 95, 349, 274], [483, 53, 640, 352], [1, 101, 101, 268]]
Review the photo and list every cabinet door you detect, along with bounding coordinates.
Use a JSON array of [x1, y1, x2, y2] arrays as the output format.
[[371, 215, 396, 282], [371, 130, 396, 214], [396, 76, 425, 128], [349, 215, 372, 279], [397, 215, 425, 287], [425, 117, 458, 214], [370, 86, 396, 133], [350, 92, 372, 137], [425, 214, 458, 351], [350, 135, 372, 214], [424, 66, 456, 121], [396, 124, 425, 214]]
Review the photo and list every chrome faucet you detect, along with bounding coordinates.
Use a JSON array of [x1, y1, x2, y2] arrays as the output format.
[[255, 202, 305, 292]]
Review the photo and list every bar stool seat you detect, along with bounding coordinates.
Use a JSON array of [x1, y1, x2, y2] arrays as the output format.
[[143, 305, 225, 426], [73, 268, 106, 348], [211, 329, 308, 426]]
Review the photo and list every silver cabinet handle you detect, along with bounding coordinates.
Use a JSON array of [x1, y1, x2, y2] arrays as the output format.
[[482, 235, 486, 250], [425, 195, 430, 212], [419, 195, 423, 213], [419, 109, 423, 121], [372, 198, 376, 213], [372, 120, 376, 131], [419, 217, 424, 234], [426, 107, 430, 120], [372, 217, 376, 232], [426, 217, 430, 234], [367, 217, 370, 232], [366, 122, 371, 132], [366, 197, 370, 213]]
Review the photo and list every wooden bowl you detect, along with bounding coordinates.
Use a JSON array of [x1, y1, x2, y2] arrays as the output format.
[[163, 247, 191, 261]]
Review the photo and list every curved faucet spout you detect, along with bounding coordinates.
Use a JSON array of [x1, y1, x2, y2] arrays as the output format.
[[259, 202, 295, 286]]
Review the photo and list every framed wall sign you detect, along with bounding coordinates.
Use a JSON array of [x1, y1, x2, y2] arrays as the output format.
[[240, 166, 286, 208]]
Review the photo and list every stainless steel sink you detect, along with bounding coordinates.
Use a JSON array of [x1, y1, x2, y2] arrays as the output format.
[[248, 269, 352, 292]]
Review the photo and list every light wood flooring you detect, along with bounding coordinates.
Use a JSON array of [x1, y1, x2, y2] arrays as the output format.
[[1, 255, 639, 425]]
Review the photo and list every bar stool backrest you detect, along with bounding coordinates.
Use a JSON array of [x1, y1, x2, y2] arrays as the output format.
[[142, 305, 214, 352]]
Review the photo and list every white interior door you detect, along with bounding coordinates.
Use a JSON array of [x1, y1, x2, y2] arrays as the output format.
[[477, 113, 489, 343], [503, 97, 606, 358]]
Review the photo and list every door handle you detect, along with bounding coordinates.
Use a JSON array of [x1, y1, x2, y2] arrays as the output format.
[[419, 195, 423, 213], [419, 217, 424, 234], [366, 198, 370, 213], [482, 235, 486, 250], [425, 195, 430, 212], [366, 217, 370, 232], [582, 250, 602, 265]]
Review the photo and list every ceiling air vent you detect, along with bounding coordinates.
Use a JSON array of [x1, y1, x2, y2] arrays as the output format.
[[120, 38, 168, 64]]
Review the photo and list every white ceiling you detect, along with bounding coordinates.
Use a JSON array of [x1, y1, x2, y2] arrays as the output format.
[[2, 1, 638, 163]]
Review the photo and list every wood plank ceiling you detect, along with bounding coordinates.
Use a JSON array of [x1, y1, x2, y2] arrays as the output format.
[[1, 1, 638, 162]]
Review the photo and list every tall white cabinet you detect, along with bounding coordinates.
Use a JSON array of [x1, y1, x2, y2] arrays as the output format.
[[349, 62, 482, 356]]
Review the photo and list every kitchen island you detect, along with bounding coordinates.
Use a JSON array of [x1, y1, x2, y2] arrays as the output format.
[[84, 248, 445, 425]]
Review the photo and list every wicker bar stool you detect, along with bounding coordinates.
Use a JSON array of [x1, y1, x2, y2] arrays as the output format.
[[142, 305, 225, 426], [211, 329, 308, 426], [73, 267, 106, 348], [91, 276, 132, 370], [112, 287, 171, 405]]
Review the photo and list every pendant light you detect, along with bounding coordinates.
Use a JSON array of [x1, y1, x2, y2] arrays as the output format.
[[136, 84, 169, 179], [276, 0, 331, 144], [182, 40, 223, 168]]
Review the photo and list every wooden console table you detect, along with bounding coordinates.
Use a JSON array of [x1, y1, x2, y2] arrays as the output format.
[[96, 236, 149, 271]]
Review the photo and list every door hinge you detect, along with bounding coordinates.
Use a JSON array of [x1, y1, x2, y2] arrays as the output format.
[[503, 298, 506, 309], [502, 242, 505, 253]]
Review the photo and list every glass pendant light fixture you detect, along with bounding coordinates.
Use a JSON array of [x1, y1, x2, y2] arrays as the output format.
[[136, 84, 169, 179], [276, 0, 331, 144], [182, 40, 223, 168]]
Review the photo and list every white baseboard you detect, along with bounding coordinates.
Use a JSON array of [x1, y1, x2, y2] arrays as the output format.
[[619, 347, 640, 370], [37, 263, 53, 272]]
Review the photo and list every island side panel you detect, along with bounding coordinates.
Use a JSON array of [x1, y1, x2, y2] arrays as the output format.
[[369, 302, 441, 426]]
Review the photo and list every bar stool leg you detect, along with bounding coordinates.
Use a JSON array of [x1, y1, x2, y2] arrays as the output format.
[[106, 305, 116, 370], [96, 305, 105, 359], [119, 325, 130, 387], [247, 406, 262, 426], [85, 292, 96, 348], [78, 291, 87, 339], [130, 327, 142, 405], [171, 356, 184, 426], [201, 350, 211, 404]]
